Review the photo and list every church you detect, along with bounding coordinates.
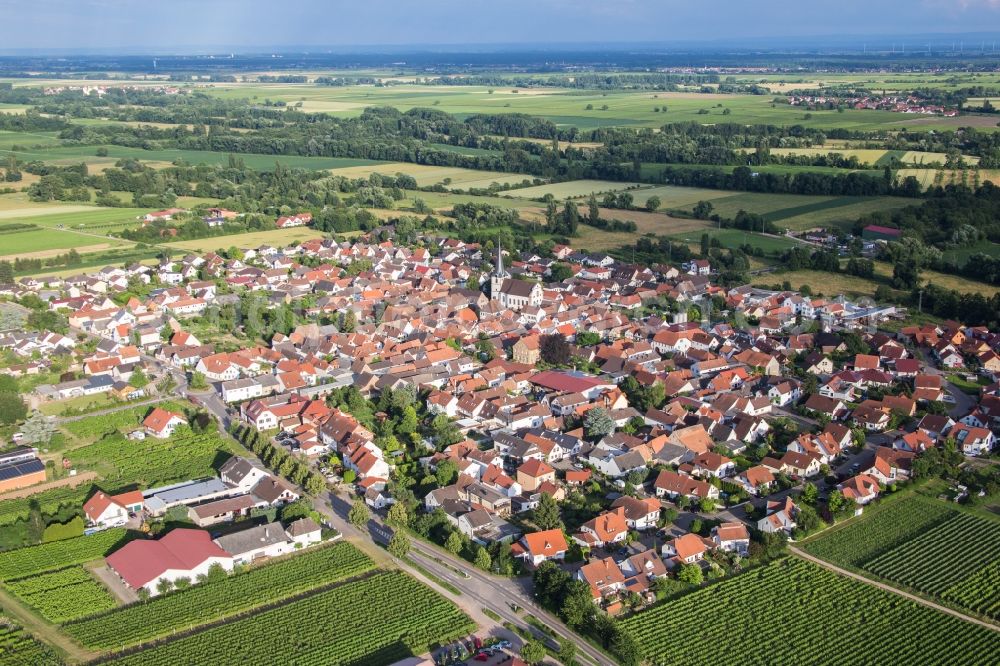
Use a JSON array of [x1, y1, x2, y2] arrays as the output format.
[[489, 240, 543, 311]]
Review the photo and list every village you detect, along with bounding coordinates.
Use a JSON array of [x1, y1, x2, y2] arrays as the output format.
[[0, 202, 996, 653]]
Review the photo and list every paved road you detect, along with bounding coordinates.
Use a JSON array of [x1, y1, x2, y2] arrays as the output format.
[[314, 490, 615, 666], [790, 546, 1000, 632]]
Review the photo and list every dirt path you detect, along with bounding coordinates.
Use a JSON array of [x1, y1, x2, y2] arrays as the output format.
[[0, 586, 98, 664], [0, 471, 98, 501], [790, 546, 1000, 632]]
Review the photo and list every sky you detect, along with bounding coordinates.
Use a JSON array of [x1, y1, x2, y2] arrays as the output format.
[[1, 0, 1000, 52]]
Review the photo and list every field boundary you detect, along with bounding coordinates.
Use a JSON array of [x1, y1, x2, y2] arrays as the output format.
[[789, 547, 1000, 632]]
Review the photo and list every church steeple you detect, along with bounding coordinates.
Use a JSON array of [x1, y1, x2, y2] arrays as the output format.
[[490, 236, 509, 301], [495, 236, 509, 279]]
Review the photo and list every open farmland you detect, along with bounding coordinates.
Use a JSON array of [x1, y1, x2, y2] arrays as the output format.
[[101, 570, 474, 666], [66, 429, 234, 491], [329, 163, 537, 189], [0, 618, 62, 666], [65, 542, 374, 650], [162, 226, 328, 252], [864, 512, 1000, 619], [502, 179, 642, 200], [198, 83, 970, 132], [619, 557, 999, 666], [0, 529, 129, 581], [6, 565, 118, 623]]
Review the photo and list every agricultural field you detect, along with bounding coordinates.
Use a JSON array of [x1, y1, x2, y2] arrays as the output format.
[[102, 570, 475, 666], [6, 565, 118, 623], [65, 542, 374, 650], [62, 402, 182, 441], [864, 512, 1000, 619], [0, 528, 129, 580], [0, 142, 385, 171], [896, 168, 1000, 189], [802, 494, 958, 567], [197, 82, 970, 132], [0, 618, 63, 666], [619, 557, 999, 666], [329, 163, 537, 189], [501, 179, 642, 200], [939, 240, 1000, 267], [672, 228, 804, 256], [0, 227, 133, 261], [66, 429, 234, 491], [162, 226, 327, 252], [0, 483, 92, 528]]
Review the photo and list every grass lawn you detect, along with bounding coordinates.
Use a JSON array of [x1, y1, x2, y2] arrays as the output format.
[[673, 228, 804, 255], [939, 240, 1000, 267], [38, 393, 125, 417]]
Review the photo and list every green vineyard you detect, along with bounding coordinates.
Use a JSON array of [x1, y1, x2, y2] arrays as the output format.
[[63, 401, 185, 440], [0, 484, 90, 527], [101, 571, 475, 666], [67, 429, 234, 490], [943, 565, 1000, 620], [865, 513, 1000, 619], [619, 558, 1000, 665], [65, 541, 375, 649], [0, 617, 62, 666], [800, 494, 956, 567], [6, 566, 117, 623], [0, 529, 128, 580]]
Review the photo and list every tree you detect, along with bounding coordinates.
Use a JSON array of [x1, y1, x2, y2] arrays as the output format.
[[559, 638, 578, 666], [20, 411, 55, 446], [130, 367, 149, 389], [560, 579, 596, 627], [800, 482, 819, 505], [474, 545, 492, 571], [435, 459, 458, 487], [693, 200, 714, 220], [348, 498, 369, 527], [341, 469, 356, 485], [612, 629, 641, 666], [533, 492, 564, 531], [827, 489, 853, 517], [584, 407, 615, 440], [0, 392, 27, 425], [189, 371, 208, 390], [892, 258, 920, 290], [645, 195, 661, 213], [548, 262, 573, 282], [677, 563, 703, 585], [387, 531, 410, 558], [587, 194, 600, 225], [386, 502, 409, 528], [0, 261, 13, 285], [539, 333, 571, 365], [520, 639, 546, 665], [444, 530, 464, 554]]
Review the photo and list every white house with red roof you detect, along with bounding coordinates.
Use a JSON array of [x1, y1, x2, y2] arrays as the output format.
[[511, 528, 568, 567], [83, 490, 144, 529], [275, 212, 313, 228], [143, 407, 187, 439], [106, 528, 234, 595]]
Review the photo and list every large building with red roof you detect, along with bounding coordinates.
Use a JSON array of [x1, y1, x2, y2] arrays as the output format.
[[106, 528, 234, 595]]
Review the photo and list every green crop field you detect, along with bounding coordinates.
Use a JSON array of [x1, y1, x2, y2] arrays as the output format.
[[801, 494, 957, 567], [101, 570, 474, 666], [0, 529, 129, 581], [619, 557, 1000, 666], [62, 402, 182, 440], [0, 483, 93, 527], [864, 512, 1000, 619], [6, 565, 118, 623], [940, 240, 1000, 267], [65, 542, 374, 649], [0, 617, 62, 666], [67, 429, 234, 491], [193, 83, 978, 132], [0, 143, 385, 171], [672, 228, 804, 256], [501, 179, 643, 200]]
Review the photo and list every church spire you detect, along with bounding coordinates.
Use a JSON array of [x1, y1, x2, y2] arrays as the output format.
[[495, 236, 508, 278]]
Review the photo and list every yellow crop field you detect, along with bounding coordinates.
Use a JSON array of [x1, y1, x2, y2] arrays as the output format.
[[328, 163, 536, 189], [163, 227, 327, 252], [502, 180, 642, 200]]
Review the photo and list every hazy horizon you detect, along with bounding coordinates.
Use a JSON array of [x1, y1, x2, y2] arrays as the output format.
[[2, 0, 1000, 54]]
